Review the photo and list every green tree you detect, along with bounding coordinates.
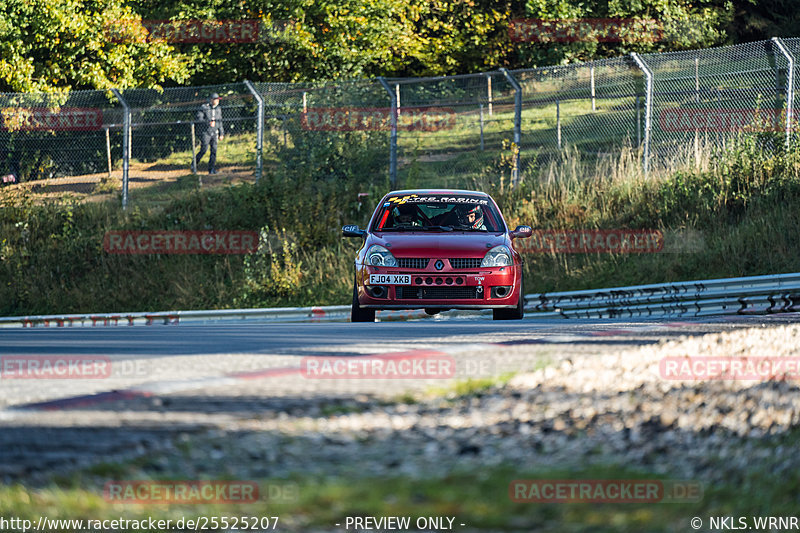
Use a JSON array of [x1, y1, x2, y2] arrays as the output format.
[[127, 0, 426, 83], [0, 0, 191, 92], [512, 0, 731, 68]]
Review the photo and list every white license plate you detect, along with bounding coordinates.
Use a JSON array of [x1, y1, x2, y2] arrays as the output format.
[[369, 274, 411, 285]]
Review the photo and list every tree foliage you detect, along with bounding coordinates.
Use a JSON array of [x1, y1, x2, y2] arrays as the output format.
[[0, 0, 796, 91], [0, 0, 191, 92]]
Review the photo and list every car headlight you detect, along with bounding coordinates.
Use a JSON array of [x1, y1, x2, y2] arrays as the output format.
[[366, 245, 398, 267], [481, 245, 513, 267]]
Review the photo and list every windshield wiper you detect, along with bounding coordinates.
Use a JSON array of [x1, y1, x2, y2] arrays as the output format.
[[377, 225, 429, 232], [377, 225, 455, 232], [445, 225, 488, 232], [419, 225, 454, 231]]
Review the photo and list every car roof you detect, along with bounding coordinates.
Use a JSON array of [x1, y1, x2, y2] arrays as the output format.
[[384, 189, 490, 197]]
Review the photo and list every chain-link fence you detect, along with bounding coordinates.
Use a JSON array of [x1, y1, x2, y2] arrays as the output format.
[[513, 57, 644, 170], [387, 73, 516, 189], [1, 37, 798, 208], [253, 79, 390, 189], [642, 40, 794, 166], [118, 83, 259, 206], [0, 89, 124, 197]]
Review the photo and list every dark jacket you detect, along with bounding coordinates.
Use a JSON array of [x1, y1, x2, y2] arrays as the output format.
[[196, 102, 224, 137]]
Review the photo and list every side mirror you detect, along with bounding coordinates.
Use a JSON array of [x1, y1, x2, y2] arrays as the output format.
[[510, 225, 533, 239], [342, 225, 366, 238]]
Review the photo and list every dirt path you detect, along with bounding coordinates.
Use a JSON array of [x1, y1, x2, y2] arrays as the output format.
[[2, 161, 256, 203]]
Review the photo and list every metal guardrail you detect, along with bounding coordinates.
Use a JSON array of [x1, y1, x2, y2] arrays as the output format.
[[528, 272, 800, 318], [0, 305, 434, 328], [3, 273, 799, 326], [0, 306, 347, 328]]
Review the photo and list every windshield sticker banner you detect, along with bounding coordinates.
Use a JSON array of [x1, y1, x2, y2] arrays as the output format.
[[387, 195, 488, 206]]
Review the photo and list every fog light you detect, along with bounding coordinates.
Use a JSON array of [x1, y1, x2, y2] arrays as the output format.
[[368, 286, 387, 298], [491, 286, 512, 298]]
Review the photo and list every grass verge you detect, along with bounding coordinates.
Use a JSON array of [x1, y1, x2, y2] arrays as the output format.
[[1, 129, 799, 315], [1, 457, 795, 532]]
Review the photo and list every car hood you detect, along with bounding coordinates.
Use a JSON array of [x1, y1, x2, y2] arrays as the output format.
[[371, 232, 508, 257]]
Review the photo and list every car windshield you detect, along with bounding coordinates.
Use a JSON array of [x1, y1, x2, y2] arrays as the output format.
[[372, 194, 503, 232]]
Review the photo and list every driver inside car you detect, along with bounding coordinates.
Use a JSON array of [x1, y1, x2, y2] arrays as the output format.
[[391, 204, 422, 227], [460, 205, 486, 230]]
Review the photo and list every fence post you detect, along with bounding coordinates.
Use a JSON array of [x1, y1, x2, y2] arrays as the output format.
[[479, 103, 485, 150], [772, 37, 795, 150], [500, 68, 522, 186], [244, 80, 264, 182], [105, 127, 112, 179], [378, 77, 398, 187], [636, 95, 641, 146], [556, 98, 562, 149], [590, 64, 596, 111], [631, 53, 653, 177], [694, 55, 700, 167], [396, 84, 401, 118], [190, 123, 197, 173], [111, 88, 130, 209], [487, 74, 493, 116]]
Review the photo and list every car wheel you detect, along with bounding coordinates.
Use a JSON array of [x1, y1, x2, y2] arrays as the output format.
[[351, 275, 376, 322], [493, 275, 524, 320]]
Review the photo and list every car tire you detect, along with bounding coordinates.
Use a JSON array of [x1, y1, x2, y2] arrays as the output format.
[[351, 275, 376, 322], [493, 275, 524, 320]]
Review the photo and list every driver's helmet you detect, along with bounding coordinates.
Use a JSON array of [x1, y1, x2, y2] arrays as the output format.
[[460, 205, 484, 229], [394, 203, 418, 225]]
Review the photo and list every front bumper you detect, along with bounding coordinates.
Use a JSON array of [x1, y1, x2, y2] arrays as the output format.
[[356, 264, 522, 310]]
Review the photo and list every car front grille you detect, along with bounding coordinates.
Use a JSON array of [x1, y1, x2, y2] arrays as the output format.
[[397, 258, 429, 269], [396, 286, 480, 300], [449, 258, 482, 269]]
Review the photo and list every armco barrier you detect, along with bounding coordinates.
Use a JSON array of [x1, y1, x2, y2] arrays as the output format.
[[530, 272, 800, 318], [0, 305, 350, 327], [0, 305, 475, 327], [2, 272, 799, 326]]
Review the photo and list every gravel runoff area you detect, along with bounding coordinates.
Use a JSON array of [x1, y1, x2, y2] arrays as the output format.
[[164, 323, 800, 485]]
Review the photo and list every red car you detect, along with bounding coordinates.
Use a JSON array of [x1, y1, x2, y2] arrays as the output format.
[[343, 190, 532, 322]]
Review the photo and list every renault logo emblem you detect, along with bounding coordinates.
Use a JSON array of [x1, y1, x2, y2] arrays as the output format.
[[434, 260, 444, 270]]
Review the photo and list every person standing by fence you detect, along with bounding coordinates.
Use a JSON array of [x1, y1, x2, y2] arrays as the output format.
[[193, 93, 224, 174]]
